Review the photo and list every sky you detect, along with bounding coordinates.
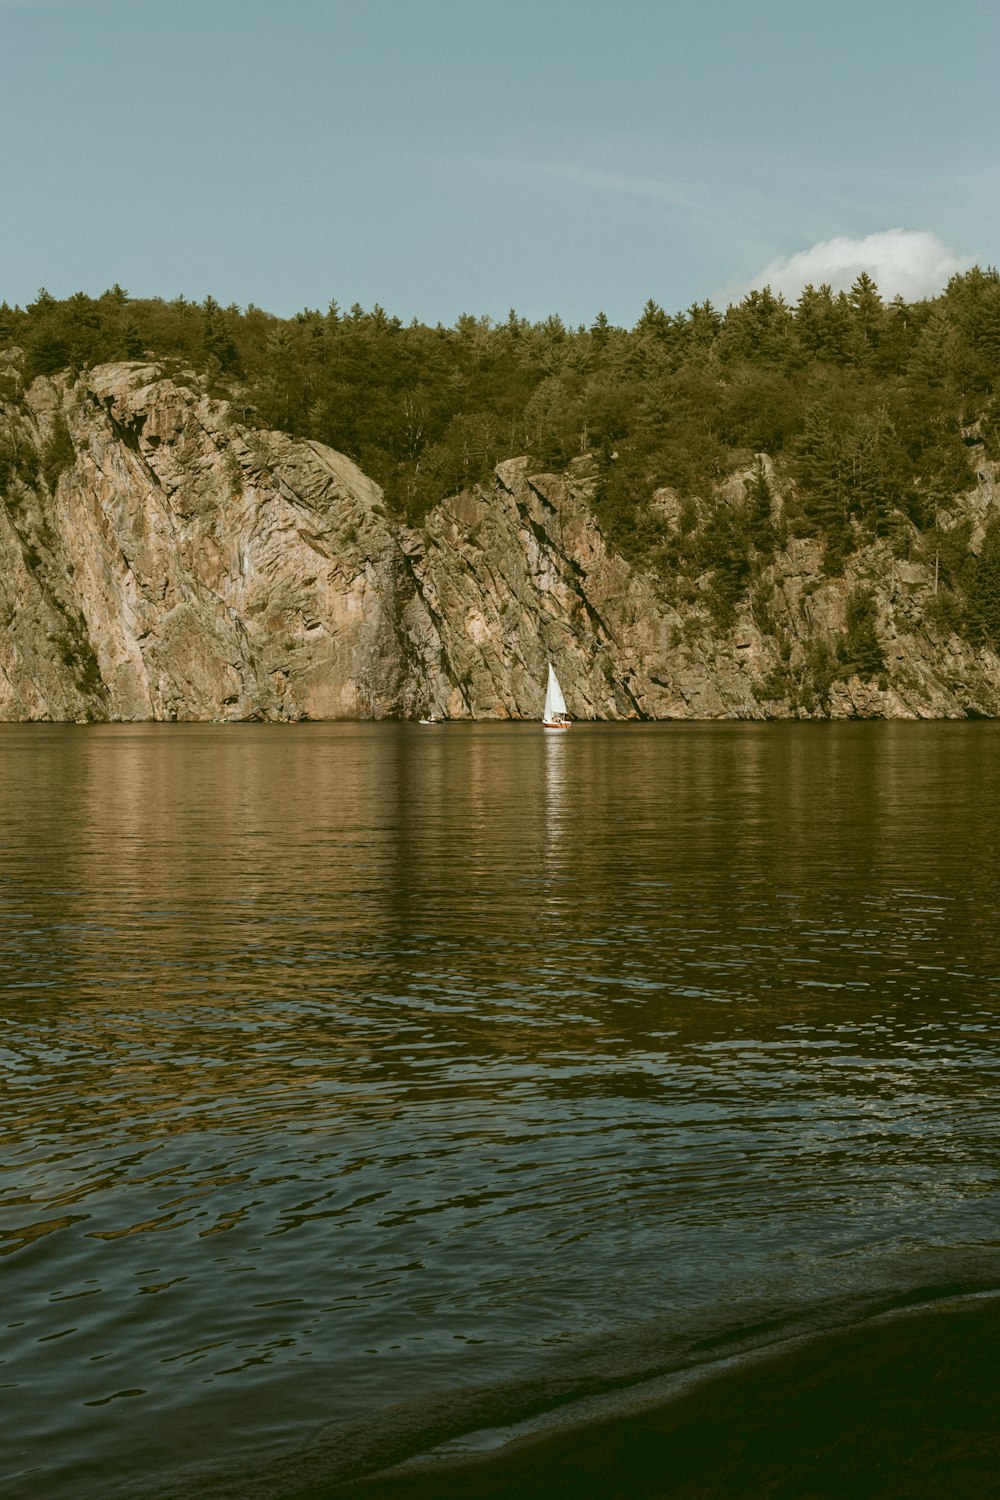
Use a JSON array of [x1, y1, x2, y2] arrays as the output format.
[[2, 0, 998, 326]]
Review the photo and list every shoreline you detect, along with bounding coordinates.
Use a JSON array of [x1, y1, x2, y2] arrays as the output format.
[[310, 1295, 1000, 1499]]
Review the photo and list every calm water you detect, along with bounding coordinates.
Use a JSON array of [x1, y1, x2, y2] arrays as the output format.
[[3, 722, 1000, 1496]]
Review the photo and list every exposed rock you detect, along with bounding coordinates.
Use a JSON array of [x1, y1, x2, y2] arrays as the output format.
[[0, 357, 999, 721]]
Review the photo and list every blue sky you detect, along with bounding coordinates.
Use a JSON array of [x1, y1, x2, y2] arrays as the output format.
[[2, 0, 997, 324]]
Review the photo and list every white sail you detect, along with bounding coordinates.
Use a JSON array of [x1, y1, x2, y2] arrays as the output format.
[[544, 664, 567, 721]]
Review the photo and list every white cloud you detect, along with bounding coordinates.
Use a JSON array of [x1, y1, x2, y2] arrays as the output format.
[[741, 229, 972, 303]]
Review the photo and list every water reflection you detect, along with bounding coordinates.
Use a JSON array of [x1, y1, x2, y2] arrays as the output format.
[[543, 730, 569, 887], [1, 723, 1000, 1498]]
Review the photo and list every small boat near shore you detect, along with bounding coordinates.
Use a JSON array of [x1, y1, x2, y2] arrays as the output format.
[[542, 664, 571, 729]]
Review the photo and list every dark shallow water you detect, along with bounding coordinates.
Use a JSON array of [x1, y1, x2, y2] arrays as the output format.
[[2, 722, 999, 1496]]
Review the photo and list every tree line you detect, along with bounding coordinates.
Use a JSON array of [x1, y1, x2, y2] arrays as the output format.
[[2, 269, 1000, 598]]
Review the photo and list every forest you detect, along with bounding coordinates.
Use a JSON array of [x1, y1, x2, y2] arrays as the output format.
[[3, 268, 1000, 650]]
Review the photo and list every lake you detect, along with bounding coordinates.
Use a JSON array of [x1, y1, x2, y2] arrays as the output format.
[[2, 722, 999, 1497]]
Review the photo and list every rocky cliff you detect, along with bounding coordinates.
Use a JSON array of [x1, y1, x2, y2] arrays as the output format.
[[1, 353, 998, 721]]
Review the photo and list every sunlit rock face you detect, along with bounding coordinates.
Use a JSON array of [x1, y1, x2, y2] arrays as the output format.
[[0, 359, 420, 722], [0, 355, 998, 721]]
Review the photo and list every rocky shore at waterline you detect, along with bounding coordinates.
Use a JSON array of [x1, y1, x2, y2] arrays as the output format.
[[4, 353, 1000, 723]]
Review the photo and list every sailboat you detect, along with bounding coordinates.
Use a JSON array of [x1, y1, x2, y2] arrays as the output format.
[[542, 663, 571, 729]]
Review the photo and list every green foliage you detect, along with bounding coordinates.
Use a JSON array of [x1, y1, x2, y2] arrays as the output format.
[[838, 586, 886, 677], [0, 301, 16, 347], [699, 502, 752, 629], [758, 635, 838, 713], [0, 266, 997, 586], [792, 393, 909, 561], [201, 296, 239, 373], [41, 413, 75, 491], [716, 287, 793, 365], [686, 460, 783, 629], [793, 284, 853, 363], [926, 518, 973, 588], [404, 410, 507, 519], [593, 443, 669, 565], [961, 512, 1000, 646], [803, 636, 839, 705], [924, 588, 963, 637], [5, 273, 1000, 712], [743, 456, 777, 555], [53, 625, 103, 696]]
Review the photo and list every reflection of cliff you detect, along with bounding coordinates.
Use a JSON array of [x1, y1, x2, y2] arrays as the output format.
[[3, 354, 1000, 721], [6, 720, 991, 1256], [7, 726, 397, 1154]]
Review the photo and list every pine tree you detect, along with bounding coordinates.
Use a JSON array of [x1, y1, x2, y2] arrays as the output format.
[[963, 513, 1000, 644], [839, 586, 885, 676], [590, 311, 611, 347], [744, 455, 775, 548], [635, 299, 671, 339], [201, 296, 239, 372], [848, 271, 884, 360]]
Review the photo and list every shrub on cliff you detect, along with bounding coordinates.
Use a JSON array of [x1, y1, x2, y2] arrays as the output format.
[[838, 586, 886, 677], [41, 414, 75, 492]]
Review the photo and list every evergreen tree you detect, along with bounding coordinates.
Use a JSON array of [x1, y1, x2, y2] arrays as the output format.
[[973, 284, 1000, 370], [847, 271, 884, 361], [590, 310, 611, 347], [794, 283, 852, 363], [744, 455, 775, 549], [795, 404, 844, 529], [839, 586, 885, 676], [635, 299, 671, 339], [719, 288, 792, 364], [963, 512, 1000, 644], [201, 296, 239, 372], [41, 411, 75, 490], [0, 301, 17, 346]]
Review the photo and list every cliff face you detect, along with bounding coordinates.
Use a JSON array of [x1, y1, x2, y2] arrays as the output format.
[[1, 353, 998, 721]]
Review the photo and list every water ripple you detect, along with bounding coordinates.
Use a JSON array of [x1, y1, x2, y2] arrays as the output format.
[[2, 722, 1000, 1497]]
